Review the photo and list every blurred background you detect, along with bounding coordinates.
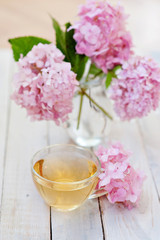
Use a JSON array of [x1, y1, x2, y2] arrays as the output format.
[[0, 0, 160, 61]]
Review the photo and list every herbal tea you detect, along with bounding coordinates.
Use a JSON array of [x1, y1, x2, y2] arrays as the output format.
[[32, 156, 98, 211]]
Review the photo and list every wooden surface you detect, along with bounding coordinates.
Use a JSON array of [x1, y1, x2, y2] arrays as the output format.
[[0, 49, 160, 239]]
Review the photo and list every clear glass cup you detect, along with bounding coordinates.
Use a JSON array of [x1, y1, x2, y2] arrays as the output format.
[[31, 144, 107, 212]]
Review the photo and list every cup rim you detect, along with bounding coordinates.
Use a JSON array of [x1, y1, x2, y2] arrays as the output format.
[[31, 143, 101, 185]]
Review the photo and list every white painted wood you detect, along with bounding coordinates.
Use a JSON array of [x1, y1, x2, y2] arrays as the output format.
[[1, 50, 160, 240], [138, 112, 160, 196], [0, 60, 50, 239], [48, 121, 71, 145], [51, 199, 103, 240], [99, 121, 160, 240], [48, 122, 104, 240], [0, 49, 12, 203]]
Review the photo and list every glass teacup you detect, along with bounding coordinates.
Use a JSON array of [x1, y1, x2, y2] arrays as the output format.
[[31, 144, 106, 211]]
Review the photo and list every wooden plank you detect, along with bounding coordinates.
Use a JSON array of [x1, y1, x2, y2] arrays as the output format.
[[138, 111, 160, 196], [48, 121, 71, 145], [48, 123, 104, 240], [99, 121, 160, 240], [0, 60, 50, 239], [0, 49, 12, 204], [51, 199, 103, 240]]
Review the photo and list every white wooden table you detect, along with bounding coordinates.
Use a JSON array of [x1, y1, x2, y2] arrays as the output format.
[[0, 49, 160, 240]]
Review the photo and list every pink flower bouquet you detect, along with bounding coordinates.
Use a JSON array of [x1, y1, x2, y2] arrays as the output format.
[[9, 0, 160, 127]]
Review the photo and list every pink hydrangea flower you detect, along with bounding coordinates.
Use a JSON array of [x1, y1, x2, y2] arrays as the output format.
[[96, 143, 145, 209], [110, 56, 160, 120], [12, 43, 78, 125], [71, 0, 132, 73]]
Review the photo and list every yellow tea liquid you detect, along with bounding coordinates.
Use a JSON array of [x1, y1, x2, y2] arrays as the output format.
[[33, 157, 98, 211]]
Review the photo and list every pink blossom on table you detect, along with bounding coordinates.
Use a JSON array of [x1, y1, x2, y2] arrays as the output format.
[[96, 143, 131, 187], [71, 0, 133, 73], [12, 43, 78, 125], [106, 166, 145, 209], [96, 143, 145, 209], [109, 56, 160, 120]]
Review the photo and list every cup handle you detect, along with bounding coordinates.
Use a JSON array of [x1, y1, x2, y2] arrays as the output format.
[[89, 188, 108, 199]]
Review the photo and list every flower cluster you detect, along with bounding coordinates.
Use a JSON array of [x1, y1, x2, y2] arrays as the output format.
[[12, 43, 78, 125], [72, 0, 132, 73], [96, 143, 145, 209], [110, 56, 160, 120]]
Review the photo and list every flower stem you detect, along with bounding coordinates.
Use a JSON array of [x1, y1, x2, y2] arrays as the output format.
[[77, 93, 84, 129], [81, 89, 113, 120]]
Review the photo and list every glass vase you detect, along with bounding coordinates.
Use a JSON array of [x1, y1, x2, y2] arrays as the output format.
[[66, 80, 113, 147]]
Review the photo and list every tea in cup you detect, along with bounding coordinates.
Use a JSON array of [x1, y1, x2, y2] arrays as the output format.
[[31, 144, 104, 211]]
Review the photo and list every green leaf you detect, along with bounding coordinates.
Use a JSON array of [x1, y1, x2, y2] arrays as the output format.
[[112, 65, 121, 76], [105, 65, 122, 88], [8, 36, 51, 61], [105, 71, 113, 88], [73, 55, 88, 80], [65, 22, 76, 67], [65, 23, 88, 80], [51, 19, 88, 80], [51, 17, 67, 58], [88, 63, 102, 75]]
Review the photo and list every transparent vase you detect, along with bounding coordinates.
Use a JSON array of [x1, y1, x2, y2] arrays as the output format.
[[66, 79, 113, 147]]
